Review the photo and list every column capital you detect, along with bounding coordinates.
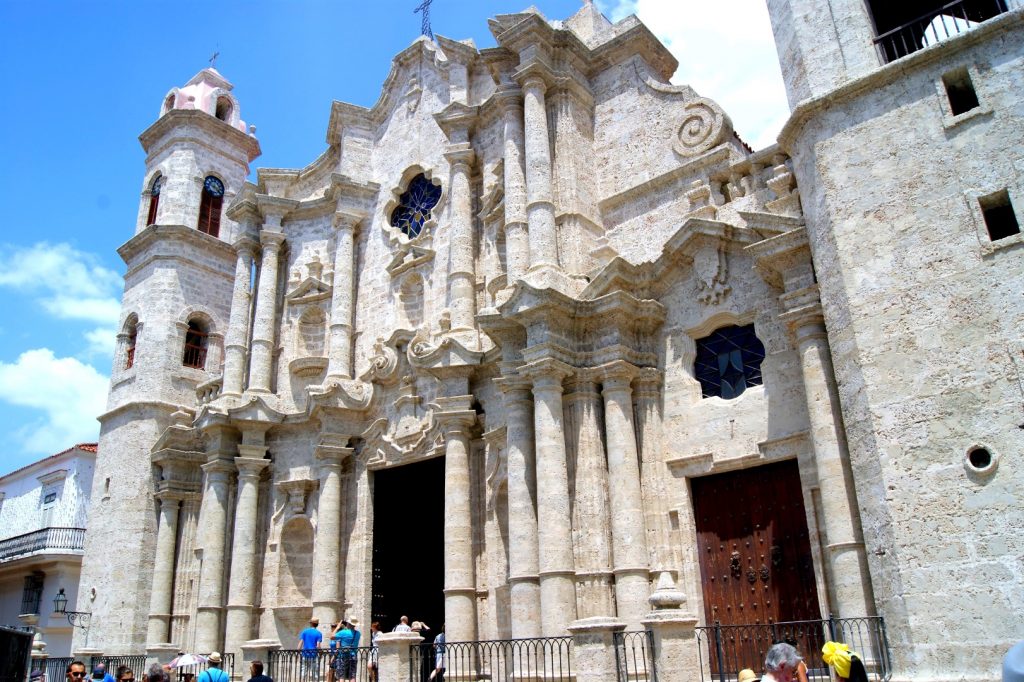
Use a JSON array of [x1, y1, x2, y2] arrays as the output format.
[[154, 491, 185, 506], [565, 372, 601, 400], [521, 358, 573, 391], [237, 443, 268, 459], [259, 230, 286, 249], [232, 236, 259, 258], [202, 458, 235, 479], [315, 445, 354, 467], [332, 210, 363, 233], [633, 367, 663, 400], [235, 456, 270, 480], [598, 360, 640, 392], [494, 85, 523, 112], [515, 61, 555, 93], [778, 285, 827, 339], [444, 144, 476, 171], [435, 410, 477, 437]]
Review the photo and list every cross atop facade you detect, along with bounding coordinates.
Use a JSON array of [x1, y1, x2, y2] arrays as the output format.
[[208, 51, 220, 69], [414, 0, 434, 39]]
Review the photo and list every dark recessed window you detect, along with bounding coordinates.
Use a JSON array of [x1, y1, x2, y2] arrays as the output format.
[[942, 67, 980, 116], [694, 324, 766, 400], [146, 175, 162, 226], [390, 174, 441, 238], [868, 0, 1010, 63], [215, 96, 232, 122], [182, 320, 209, 369], [198, 176, 224, 238], [43, 492, 57, 505], [979, 189, 1020, 241]]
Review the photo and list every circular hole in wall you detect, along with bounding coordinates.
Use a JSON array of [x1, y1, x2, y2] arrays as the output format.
[[964, 443, 998, 477]]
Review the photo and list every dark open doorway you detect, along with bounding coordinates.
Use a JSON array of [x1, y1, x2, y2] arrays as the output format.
[[371, 455, 445, 634]]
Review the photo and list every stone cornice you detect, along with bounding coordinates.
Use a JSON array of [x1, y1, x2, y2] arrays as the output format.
[[746, 226, 811, 291], [139, 108, 261, 162], [119, 224, 237, 270], [778, 9, 1024, 151], [436, 35, 479, 65]]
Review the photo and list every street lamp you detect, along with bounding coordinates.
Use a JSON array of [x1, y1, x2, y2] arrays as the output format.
[[53, 588, 91, 629]]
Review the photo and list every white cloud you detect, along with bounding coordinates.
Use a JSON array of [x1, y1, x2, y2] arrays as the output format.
[[0, 348, 108, 454], [84, 327, 118, 358], [597, 0, 791, 149], [0, 242, 123, 325]]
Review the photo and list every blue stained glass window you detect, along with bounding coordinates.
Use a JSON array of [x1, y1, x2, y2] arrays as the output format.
[[694, 324, 766, 399], [390, 174, 442, 238]]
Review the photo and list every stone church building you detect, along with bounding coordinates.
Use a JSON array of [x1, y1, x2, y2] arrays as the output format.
[[76, 1, 1023, 680]]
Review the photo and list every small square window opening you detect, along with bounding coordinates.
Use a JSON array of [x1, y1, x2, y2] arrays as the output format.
[[979, 190, 1020, 241], [942, 67, 980, 116]]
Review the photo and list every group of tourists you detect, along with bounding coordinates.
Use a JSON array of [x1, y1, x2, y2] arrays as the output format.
[[737, 640, 869, 682], [58, 655, 246, 682], [297, 615, 444, 682]]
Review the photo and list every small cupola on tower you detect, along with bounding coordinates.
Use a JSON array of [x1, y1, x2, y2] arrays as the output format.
[[159, 67, 251, 134]]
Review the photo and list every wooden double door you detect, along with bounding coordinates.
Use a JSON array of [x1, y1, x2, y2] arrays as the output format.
[[692, 459, 821, 627]]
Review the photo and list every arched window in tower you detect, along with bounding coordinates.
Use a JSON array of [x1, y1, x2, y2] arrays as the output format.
[[198, 175, 225, 238], [182, 319, 209, 369], [146, 175, 162, 226], [390, 174, 442, 238], [694, 324, 766, 400], [215, 96, 233, 122], [124, 317, 138, 370]]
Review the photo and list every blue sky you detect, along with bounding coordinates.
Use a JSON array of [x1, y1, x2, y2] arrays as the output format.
[[0, 0, 788, 476]]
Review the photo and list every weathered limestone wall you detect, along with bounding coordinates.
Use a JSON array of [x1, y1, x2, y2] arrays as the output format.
[[780, 14, 1024, 678]]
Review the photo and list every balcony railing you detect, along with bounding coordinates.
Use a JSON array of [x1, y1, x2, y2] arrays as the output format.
[[0, 527, 86, 563], [873, 0, 1015, 63]]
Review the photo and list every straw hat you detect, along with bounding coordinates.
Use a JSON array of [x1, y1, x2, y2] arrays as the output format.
[[738, 669, 758, 682]]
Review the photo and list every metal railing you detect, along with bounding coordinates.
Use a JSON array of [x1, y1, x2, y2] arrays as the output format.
[[0, 528, 87, 563], [695, 616, 892, 682], [42, 655, 179, 681], [170, 654, 235, 680], [412, 636, 573, 682], [268, 647, 374, 682], [873, 0, 1013, 63], [615, 630, 656, 682]]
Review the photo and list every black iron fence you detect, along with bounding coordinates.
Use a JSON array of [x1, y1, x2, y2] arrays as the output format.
[[695, 616, 891, 682], [615, 630, 656, 682], [0, 528, 87, 563], [412, 636, 573, 682], [873, 0, 1013, 63], [268, 647, 374, 682]]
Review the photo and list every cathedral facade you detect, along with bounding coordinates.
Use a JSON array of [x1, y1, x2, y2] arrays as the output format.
[[76, 2, 1024, 680]]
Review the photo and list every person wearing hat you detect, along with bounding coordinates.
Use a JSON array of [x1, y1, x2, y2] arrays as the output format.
[[738, 669, 760, 682], [332, 620, 359, 682], [822, 641, 869, 682], [298, 618, 324, 682], [197, 654, 228, 682]]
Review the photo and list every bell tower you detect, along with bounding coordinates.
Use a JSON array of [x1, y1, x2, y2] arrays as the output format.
[[765, 1, 1024, 678], [76, 67, 261, 655]]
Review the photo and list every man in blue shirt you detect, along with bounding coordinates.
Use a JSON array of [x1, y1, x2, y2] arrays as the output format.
[[298, 618, 323, 682], [332, 621, 359, 682]]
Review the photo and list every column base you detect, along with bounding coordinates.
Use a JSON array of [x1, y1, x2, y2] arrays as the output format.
[[240, 639, 282, 667]]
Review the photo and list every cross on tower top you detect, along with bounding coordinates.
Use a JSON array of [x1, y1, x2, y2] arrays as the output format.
[[414, 0, 434, 39], [208, 51, 220, 69]]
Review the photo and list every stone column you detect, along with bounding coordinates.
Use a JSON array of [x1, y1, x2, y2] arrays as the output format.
[[222, 238, 257, 396], [566, 376, 615, 617], [194, 458, 234, 653], [146, 493, 182, 647], [495, 377, 541, 639], [526, 359, 577, 635], [436, 408, 478, 642], [445, 147, 477, 332], [634, 369, 671, 572], [567, 617, 626, 682], [497, 87, 530, 283], [600, 362, 650, 629], [520, 74, 559, 275], [312, 437, 352, 626], [224, 453, 270, 659], [327, 213, 359, 379], [248, 230, 285, 393], [784, 301, 875, 618]]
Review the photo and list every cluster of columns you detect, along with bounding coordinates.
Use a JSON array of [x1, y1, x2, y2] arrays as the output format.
[[147, 432, 353, 658], [497, 358, 658, 637], [221, 206, 361, 397]]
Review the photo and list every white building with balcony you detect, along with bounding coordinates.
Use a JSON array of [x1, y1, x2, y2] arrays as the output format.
[[0, 444, 97, 657]]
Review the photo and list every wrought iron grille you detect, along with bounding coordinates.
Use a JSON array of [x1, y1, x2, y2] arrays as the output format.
[[21, 572, 45, 615], [872, 0, 1014, 63], [0, 528, 86, 563], [44, 657, 73, 682], [411, 636, 573, 682], [267, 647, 373, 682], [615, 630, 657, 682], [695, 616, 892, 682]]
